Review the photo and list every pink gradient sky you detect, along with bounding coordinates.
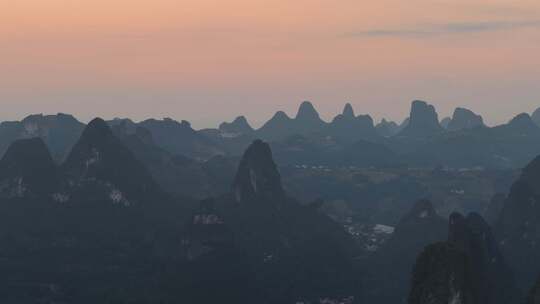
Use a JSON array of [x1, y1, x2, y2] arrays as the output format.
[[1, 0, 540, 128]]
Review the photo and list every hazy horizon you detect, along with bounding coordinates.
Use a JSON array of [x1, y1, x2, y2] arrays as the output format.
[[2, 0, 540, 128], [2, 98, 540, 130]]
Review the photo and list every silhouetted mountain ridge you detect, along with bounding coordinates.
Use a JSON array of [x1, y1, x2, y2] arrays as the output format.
[[0, 138, 59, 198]]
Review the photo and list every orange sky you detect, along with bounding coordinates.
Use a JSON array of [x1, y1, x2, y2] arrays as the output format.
[[1, 0, 540, 127]]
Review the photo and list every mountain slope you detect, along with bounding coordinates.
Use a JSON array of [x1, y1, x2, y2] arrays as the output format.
[[186, 139, 362, 302], [61, 118, 159, 205], [447, 107, 485, 131], [496, 152, 540, 289], [364, 200, 447, 304], [0, 138, 59, 198], [409, 212, 519, 304], [139, 118, 223, 160], [0, 113, 84, 161]]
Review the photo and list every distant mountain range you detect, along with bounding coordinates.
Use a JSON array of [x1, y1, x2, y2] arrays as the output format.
[[1, 105, 540, 303], [2, 101, 539, 171], [2, 101, 538, 172]]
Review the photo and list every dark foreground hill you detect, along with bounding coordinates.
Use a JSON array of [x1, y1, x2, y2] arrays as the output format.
[[0, 125, 362, 303], [408, 212, 519, 304], [182, 140, 362, 303], [363, 200, 447, 304], [496, 151, 540, 290]]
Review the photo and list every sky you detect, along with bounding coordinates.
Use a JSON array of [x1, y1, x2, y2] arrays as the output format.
[[1, 0, 540, 129]]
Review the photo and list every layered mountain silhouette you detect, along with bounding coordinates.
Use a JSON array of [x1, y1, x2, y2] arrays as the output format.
[[398, 100, 444, 138], [2, 103, 540, 303], [110, 121, 234, 199], [328, 104, 379, 142], [256, 101, 380, 143], [140, 117, 224, 160], [409, 212, 519, 304], [0, 138, 59, 198], [0, 113, 84, 161], [403, 112, 540, 168], [1, 101, 537, 171], [0, 127, 365, 303], [257, 101, 326, 140], [376, 118, 400, 137], [502, 113, 539, 135], [108, 117, 227, 160], [447, 107, 485, 131], [183, 139, 362, 302], [0, 118, 193, 303], [219, 116, 254, 136], [61, 118, 159, 205]]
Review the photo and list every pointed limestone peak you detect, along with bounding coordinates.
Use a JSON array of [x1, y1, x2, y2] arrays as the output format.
[[295, 101, 321, 121], [232, 139, 284, 203], [342, 103, 355, 119], [272, 111, 291, 121]]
